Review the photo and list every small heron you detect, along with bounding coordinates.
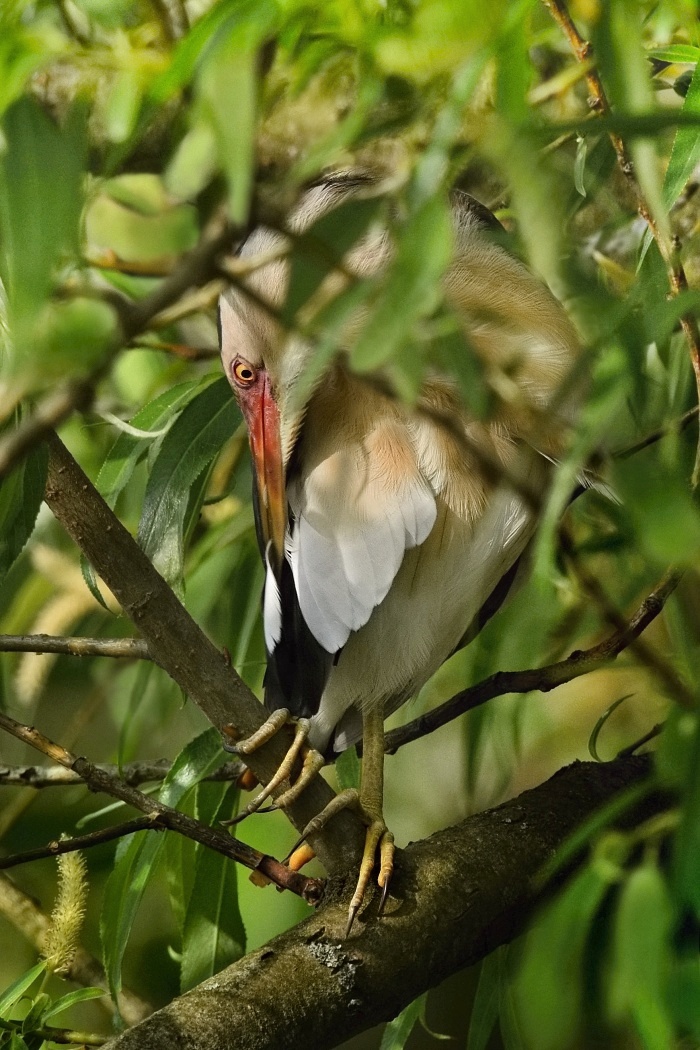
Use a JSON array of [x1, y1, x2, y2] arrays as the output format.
[[219, 173, 580, 932]]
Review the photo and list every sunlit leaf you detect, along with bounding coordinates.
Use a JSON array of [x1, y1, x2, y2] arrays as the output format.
[[0, 963, 46, 1017], [466, 951, 501, 1050], [350, 197, 453, 372], [663, 59, 700, 208]]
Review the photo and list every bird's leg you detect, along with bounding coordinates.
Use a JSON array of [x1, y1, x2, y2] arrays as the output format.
[[221, 709, 325, 825], [282, 703, 394, 935], [346, 702, 394, 934]]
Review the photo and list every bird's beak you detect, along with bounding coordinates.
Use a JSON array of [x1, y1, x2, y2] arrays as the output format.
[[242, 373, 286, 572]]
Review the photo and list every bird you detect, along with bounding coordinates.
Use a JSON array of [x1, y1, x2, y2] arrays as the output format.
[[219, 172, 581, 933]]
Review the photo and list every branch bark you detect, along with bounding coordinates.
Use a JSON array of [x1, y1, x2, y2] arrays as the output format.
[[105, 753, 658, 1050], [0, 759, 243, 788], [42, 432, 364, 875]]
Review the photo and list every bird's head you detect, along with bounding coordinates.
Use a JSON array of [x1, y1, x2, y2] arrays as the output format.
[[220, 175, 382, 571]]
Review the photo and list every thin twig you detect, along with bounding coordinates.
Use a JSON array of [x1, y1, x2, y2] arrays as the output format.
[[0, 710, 323, 904], [0, 817, 159, 869], [0, 759, 244, 788], [383, 571, 680, 753], [0, 634, 151, 660]]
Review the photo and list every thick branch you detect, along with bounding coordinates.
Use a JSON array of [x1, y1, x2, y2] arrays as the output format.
[[43, 432, 364, 874], [384, 570, 679, 753], [105, 754, 657, 1050], [0, 710, 322, 904]]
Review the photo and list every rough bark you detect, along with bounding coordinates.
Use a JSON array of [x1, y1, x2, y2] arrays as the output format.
[[106, 754, 657, 1050]]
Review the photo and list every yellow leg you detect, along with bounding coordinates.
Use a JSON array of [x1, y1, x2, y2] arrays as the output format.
[[346, 703, 394, 935], [280, 704, 394, 936]]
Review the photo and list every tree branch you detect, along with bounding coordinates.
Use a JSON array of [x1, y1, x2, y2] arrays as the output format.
[[0, 709, 322, 904], [0, 635, 151, 660], [0, 817, 161, 870], [0, 759, 243, 789], [104, 753, 659, 1050], [384, 570, 679, 754], [43, 431, 365, 876]]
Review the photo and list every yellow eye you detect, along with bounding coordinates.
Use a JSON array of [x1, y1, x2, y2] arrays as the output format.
[[233, 360, 256, 385]]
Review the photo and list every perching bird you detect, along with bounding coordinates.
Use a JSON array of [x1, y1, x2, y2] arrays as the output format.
[[219, 173, 580, 931]]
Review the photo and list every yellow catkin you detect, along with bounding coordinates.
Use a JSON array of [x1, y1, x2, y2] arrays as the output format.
[[42, 851, 88, 975]]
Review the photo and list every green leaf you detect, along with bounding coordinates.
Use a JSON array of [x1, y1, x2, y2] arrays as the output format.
[[40, 987, 105, 1023], [101, 728, 225, 1015], [197, 0, 278, 223], [137, 377, 239, 588], [663, 59, 700, 209], [0, 442, 47, 582], [0, 97, 86, 340], [335, 745, 360, 792], [350, 197, 453, 372], [0, 964, 46, 1018], [612, 453, 700, 566], [283, 196, 384, 324], [180, 782, 245, 992], [380, 993, 426, 1050], [672, 712, 700, 915], [647, 46, 700, 64], [607, 862, 673, 1048], [466, 951, 501, 1050], [513, 866, 612, 1050]]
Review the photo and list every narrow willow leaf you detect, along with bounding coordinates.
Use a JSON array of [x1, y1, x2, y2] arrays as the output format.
[[672, 713, 700, 914], [513, 866, 612, 1050], [663, 59, 700, 209], [607, 862, 674, 1047], [0, 442, 47, 582], [351, 198, 453, 372], [380, 993, 427, 1050], [81, 379, 203, 606], [197, 0, 277, 223], [0, 962, 46, 1016], [0, 97, 86, 338], [101, 728, 225, 1014], [647, 46, 700, 64], [137, 377, 239, 587], [180, 782, 245, 992], [335, 745, 360, 792], [283, 196, 384, 324], [41, 987, 105, 1023], [466, 951, 501, 1050]]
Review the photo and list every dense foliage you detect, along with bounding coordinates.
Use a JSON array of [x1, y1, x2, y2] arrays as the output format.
[[1, 0, 700, 1047]]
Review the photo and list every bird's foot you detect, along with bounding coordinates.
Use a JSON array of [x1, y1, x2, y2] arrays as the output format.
[[283, 786, 395, 935], [221, 709, 325, 825]]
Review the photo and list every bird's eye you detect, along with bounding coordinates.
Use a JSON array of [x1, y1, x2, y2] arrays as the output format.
[[233, 360, 256, 386]]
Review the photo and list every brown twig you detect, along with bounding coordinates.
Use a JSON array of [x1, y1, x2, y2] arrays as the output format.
[[0, 759, 244, 789], [0, 709, 323, 904], [0, 817, 159, 870], [0, 634, 151, 660], [383, 570, 680, 753]]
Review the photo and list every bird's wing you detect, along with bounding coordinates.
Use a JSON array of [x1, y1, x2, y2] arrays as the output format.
[[281, 416, 437, 657]]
